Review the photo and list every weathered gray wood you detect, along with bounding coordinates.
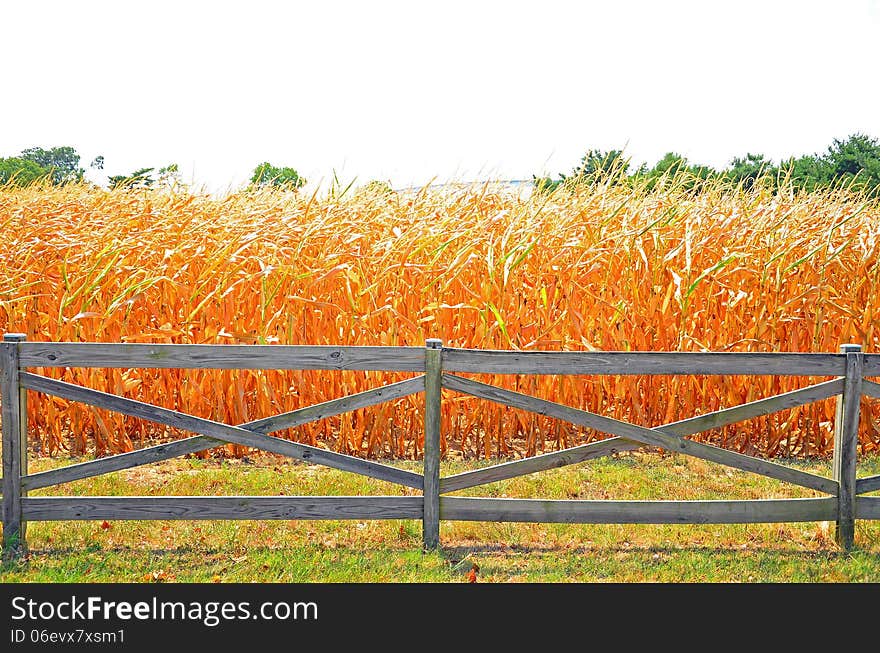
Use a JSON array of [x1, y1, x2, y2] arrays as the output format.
[[17, 341, 28, 547], [862, 379, 880, 399], [862, 354, 880, 376], [440, 378, 844, 494], [247, 375, 425, 433], [833, 345, 864, 550], [442, 348, 845, 376], [442, 374, 836, 493], [422, 339, 442, 549], [21, 496, 423, 521], [20, 373, 423, 489], [22, 375, 425, 489], [439, 496, 838, 524], [855, 496, 880, 520], [662, 378, 844, 437], [10, 338, 877, 551], [22, 437, 226, 491], [440, 438, 642, 493], [2, 334, 27, 558], [856, 475, 880, 495], [21, 375, 426, 491], [19, 343, 426, 371]]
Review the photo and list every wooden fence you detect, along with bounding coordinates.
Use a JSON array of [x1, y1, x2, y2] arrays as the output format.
[[2, 333, 880, 559]]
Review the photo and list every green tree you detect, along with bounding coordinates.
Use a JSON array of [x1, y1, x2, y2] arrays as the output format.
[[780, 154, 831, 192], [108, 164, 180, 190], [634, 152, 716, 191], [249, 162, 306, 189], [19, 146, 86, 184], [823, 133, 880, 191], [724, 153, 777, 190], [0, 157, 51, 187], [573, 149, 630, 181], [777, 134, 880, 194], [531, 173, 564, 194], [650, 152, 689, 177], [533, 148, 631, 193]]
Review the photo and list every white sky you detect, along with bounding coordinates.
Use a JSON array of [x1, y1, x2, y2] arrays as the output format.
[[2, 0, 879, 193]]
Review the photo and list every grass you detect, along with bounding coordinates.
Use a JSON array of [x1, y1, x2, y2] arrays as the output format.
[[2, 449, 880, 583]]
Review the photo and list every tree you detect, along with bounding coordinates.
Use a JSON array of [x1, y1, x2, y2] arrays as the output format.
[[724, 153, 777, 190], [108, 164, 180, 190], [650, 152, 690, 177], [531, 173, 565, 194], [823, 133, 880, 192], [249, 162, 306, 189], [776, 134, 880, 194], [573, 149, 630, 181], [19, 146, 86, 185], [532, 148, 631, 193], [637, 152, 713, 190], [0, 157, 51, 187], [780, 154, 831, 192]]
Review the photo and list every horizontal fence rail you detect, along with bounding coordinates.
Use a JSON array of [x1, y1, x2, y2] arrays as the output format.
[[2, 334, 879, 559]]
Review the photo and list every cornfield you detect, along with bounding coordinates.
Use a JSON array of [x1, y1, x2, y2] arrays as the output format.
[[1, 175, 879, 461]]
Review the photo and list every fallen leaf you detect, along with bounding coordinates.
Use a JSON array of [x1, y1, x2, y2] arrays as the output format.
[[100, 520, 111, 530], [466, 563, 480, 583]]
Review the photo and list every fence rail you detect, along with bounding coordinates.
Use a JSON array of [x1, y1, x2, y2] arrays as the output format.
[[2, 333, 879, 558]]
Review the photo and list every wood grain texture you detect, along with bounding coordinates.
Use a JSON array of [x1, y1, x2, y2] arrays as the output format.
[[856, 475, 880, 495], [422, 339, 442, 549], [439, 496, 838, 524], [20, 373, 423, 489], [833, 347, 864, 549], [661, 378, 843, 437], [18, 343, 426, 371], [22, 436, 225, 491], [863, 354, 880, 376], [440, 438, 642, 493], [442, 373, 836, 493], [439, 379, 842, 493], [21, 496, 423, 521], [442, 348, 845, 376], [855, 496, 880, 520], [22, 376, 426, 491], [248, 375, 425, 432], [2, 337, 26, 554], [862, 379, 880, 399]]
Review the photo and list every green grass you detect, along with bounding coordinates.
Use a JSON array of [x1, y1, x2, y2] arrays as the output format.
[[2, 450, 880, 583]]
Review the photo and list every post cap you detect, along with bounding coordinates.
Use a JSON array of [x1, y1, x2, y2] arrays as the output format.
[[425, 338, 443, 349], [3, 333, 27, 342], [839, 343, 862, 353]]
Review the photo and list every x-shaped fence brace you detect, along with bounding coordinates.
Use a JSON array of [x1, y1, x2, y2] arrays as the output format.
[[3, 338, 880, 557]]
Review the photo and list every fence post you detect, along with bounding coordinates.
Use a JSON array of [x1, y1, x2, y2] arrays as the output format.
[[423, 338, 443, 550], [832, 343, 863, 551], [2, 333, 27, 559]]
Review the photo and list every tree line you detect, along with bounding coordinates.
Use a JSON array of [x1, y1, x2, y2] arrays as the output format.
[[3, 133, 879, 195], [0, 148, 306, 191], [533, 133, 880, 195]]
